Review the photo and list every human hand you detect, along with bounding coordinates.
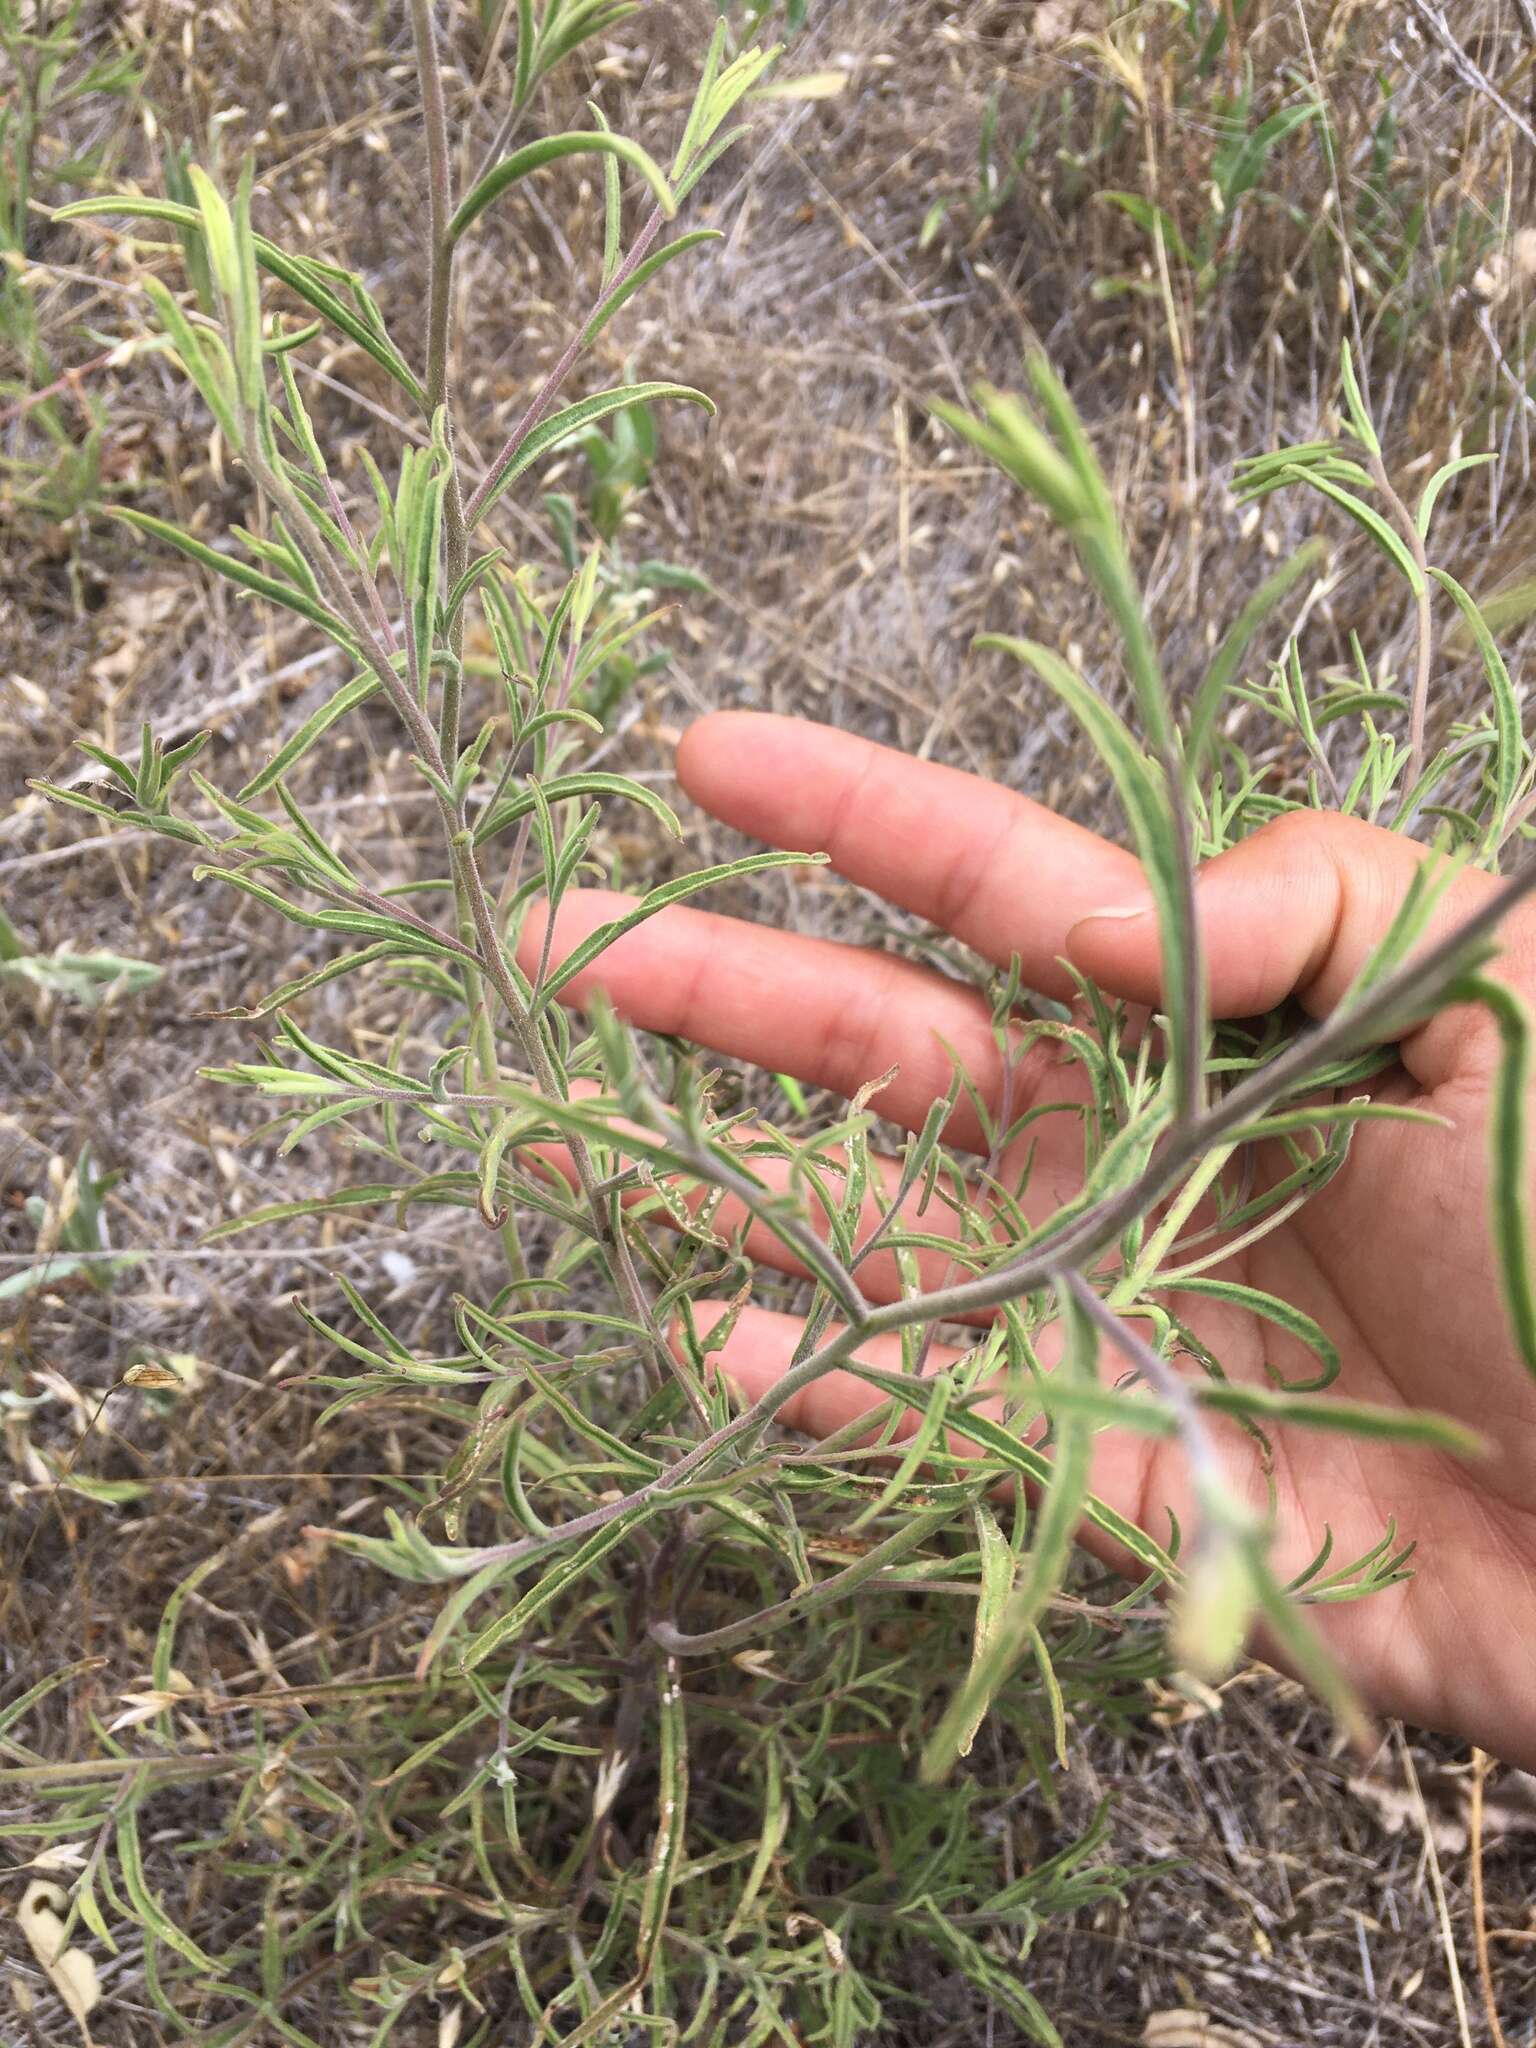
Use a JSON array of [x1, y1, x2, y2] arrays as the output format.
[[523, 709, 1536, 1767]]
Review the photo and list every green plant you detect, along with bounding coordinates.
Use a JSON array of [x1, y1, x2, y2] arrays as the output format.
[[921, 90, 1039, 253], [0, 1146, 140, 1303], [1095, 76, 1324, 303], [14, 11, 1536, 2047], [722, 0, 811, 40], [543, 392, 710, 722], [0, 897, 161, 1010], [0, 0, 142, 518]]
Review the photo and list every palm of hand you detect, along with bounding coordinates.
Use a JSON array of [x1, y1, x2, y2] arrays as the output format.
[[1162, 1105, 1536, 1763], [528, 711, 1536, 1766]]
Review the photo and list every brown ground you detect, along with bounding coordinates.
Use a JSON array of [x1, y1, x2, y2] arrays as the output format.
[[5, 0, 1536, 2040]]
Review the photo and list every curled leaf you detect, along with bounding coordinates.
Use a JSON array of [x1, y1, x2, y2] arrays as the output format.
[[17, 1883, 100, 2044]]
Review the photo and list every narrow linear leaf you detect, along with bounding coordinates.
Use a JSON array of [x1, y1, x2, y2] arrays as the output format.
[[983, 634, 1200, 1118], [472, 382, 714, 526], [1338, 342, 1381, 457], [1289, 466, 1425, 595], [537, 850, 824, 1007], [1165, 1277, 1340, 1392], [955, 1504, 1015, 1759], [1417, 452, 1494, 539], [57, 196, 423, 400], [1186, 538, 1328, 776], [108, 507, 352, 643], [582, 229, 723, 348], [448, 131, 676, 244], [476, 768, 684, 845], [1462, 975, 1536, 1376], [201, 1183, 402, 1242], [922, 1284, 1096, 1780], [1429, 567, 1524, 850], [238, 675, 380, 801]]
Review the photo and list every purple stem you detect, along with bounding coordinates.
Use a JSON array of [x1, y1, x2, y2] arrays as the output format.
[[463, 205, 668, 530]]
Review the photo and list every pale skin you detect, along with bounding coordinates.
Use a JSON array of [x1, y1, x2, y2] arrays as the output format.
[[522, 710, 1536, 1770]]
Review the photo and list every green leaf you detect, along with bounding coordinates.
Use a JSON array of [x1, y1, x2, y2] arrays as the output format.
[[922, 1283, 1096, 1780], [471, 381, 714, 526], [670, 18, 728, 180], [1215, 98, 1324, 210], [1, 948, 162, 1007], [953, 1504, 1015, 1760], [536, 850, 823, 1008], [1337, 341, 1381, 457], [1165, 1277, 1339, 1391], [459, 1514, 645, 1671], [1287, 465, 1425, 595], [116, 1806, 219, 1971], [1462, 975, 1536, 1377], [672, 29, 780, 185], [475, 768, 684, 846], [1249, 1546, 1373, 1748], [0, 1658, 104, 1743], [56, 195, 424, 402], [1416, 452, 1494, 539], [186, 164, 240, 316], [1039, 1375, 1481, 1457], [141, 276, 240, 446], [1096, 188, 1192, 266], [637, 1658, 687, 1974], [201, 1183, 402, 1242], [449, 131, 676, 244], [591, 102, 623, 289], [982, 634, 1201, 1118], [673, 123, 753, 204], [231, 157, 263, 410], [107, 507, 353, 644], [238, 674, 380, 800], [581, 229, 723, 348], [512, 0, 535, 104], [1186, 538, 1328, 776], [1429, 568, 1524, 854]]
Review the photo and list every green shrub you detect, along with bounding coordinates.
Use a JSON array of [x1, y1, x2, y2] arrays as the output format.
[[12, 5, 1536, 2042]]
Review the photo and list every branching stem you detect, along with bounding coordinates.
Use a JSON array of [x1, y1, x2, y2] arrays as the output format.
[[464, 204, 667, 530], [455, 843, 1536, 1579]]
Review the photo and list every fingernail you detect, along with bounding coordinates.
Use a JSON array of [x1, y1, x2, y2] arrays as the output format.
[[1072, 896, 1155, 929]]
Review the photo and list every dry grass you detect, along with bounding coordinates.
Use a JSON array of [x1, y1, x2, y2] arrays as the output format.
[[7, 0, 1536, 2039]]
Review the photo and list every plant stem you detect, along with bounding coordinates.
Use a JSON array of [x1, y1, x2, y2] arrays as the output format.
[[409, 0, 529, 1292], [1368, 444, 1434, 791], [456, 841, 1536, 1580], [408, 0, 472, 768], [449, 829, 710, 1424], [463, 204, 667, 530], [411, 0, 455, 432], [1063, 1271, 1225, 1499]]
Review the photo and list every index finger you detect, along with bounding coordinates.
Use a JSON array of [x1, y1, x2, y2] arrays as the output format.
[[677, 711, 1141, 998]]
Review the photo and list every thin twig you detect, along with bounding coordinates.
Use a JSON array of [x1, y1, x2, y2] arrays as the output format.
[[463, 204, 667, 529], [1365, 439, 1434, 791], [408, 0, 472, 764], [409, 0, 455, 425], [1470, 1747, 1513, 2048], [453, 842, 1536, 1580], [1399, 1731, 1475, 2048]]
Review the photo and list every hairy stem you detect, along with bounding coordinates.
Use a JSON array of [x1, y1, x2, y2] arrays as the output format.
[[408, 0, 472, 766], [464, 204, 667, 530], [1369, 445, 1434, 792], [457, 843, 1536, 1579], [450, 829, 709, 1424], [411, 0, 455, 433]]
